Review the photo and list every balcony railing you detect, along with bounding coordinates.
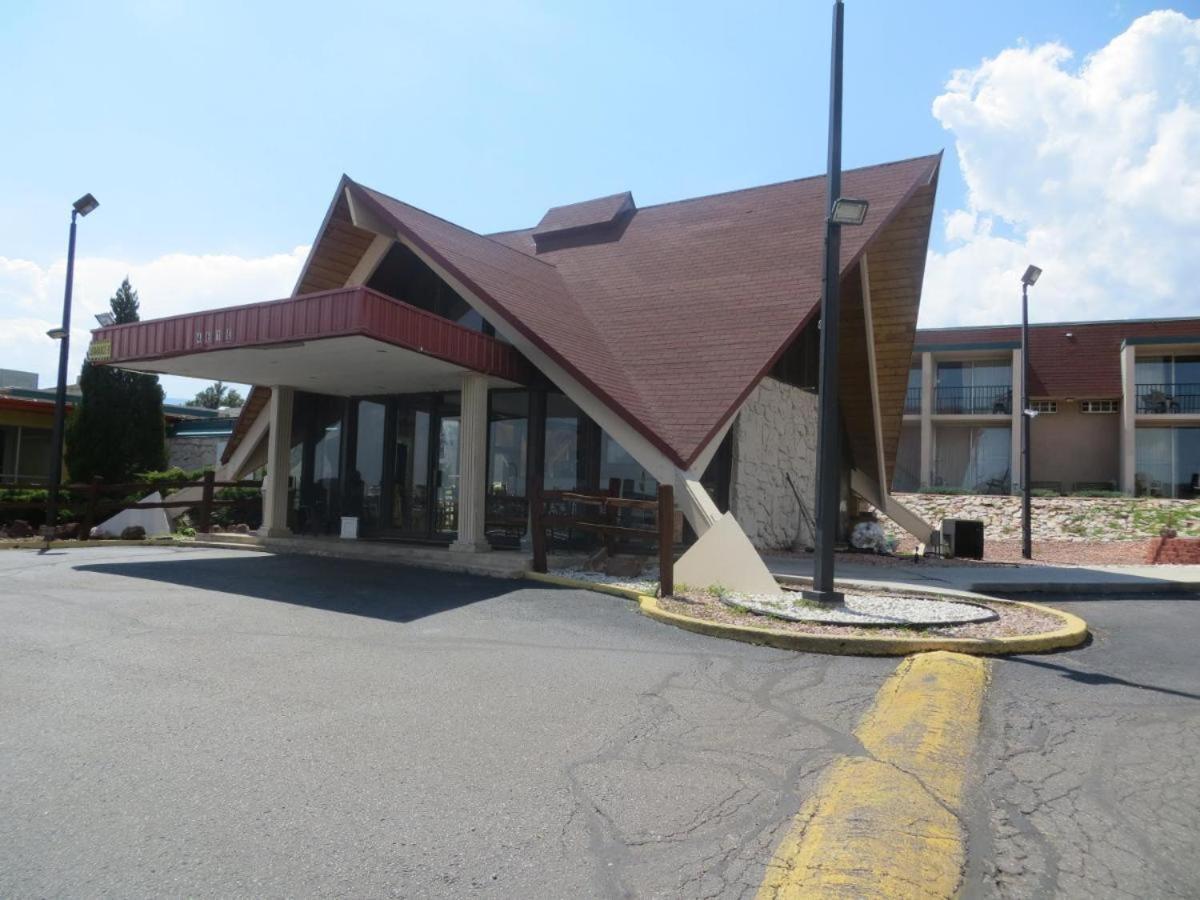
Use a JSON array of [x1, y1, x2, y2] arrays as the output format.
[[934, 384, 1012, 415], [1136, 383, 1200, 415], [904, 387, 921, 414]]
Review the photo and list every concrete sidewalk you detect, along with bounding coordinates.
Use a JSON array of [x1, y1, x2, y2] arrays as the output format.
[[764, 553, 1200, 595]]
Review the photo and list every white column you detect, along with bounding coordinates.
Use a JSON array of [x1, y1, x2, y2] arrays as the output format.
[[1011, 347, 1023, 495], [920, 351, 934, 488], [451, 372, 490, 553], [1120, 342, 1137, 493], [261, 386, 294, 538]]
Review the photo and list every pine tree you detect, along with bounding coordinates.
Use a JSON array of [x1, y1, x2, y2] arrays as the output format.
[[65, 279, 167, 483]]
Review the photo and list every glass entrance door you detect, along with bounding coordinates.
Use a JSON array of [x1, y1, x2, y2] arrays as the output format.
[[380, 393, 461, 541]]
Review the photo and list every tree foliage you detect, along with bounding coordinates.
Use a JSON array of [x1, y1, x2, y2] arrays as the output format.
[[65, 279, 167, 483], [187, 380, 244, 409]]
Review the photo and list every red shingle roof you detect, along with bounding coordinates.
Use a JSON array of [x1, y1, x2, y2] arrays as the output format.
[[533, 191, 635, 240], [349, 154, 941, 467], [916, 318, 1200, 398]]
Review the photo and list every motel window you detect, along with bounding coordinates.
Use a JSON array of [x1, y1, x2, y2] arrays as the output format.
[[1081, 400, 1118, 414], [893, 423, 921, 492], [1135, 426, 1200, 498], [933, 425, 1011, 494], [1030, 400, 1057, 413]]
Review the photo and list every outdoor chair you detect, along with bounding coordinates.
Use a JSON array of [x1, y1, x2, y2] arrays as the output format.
[[992, 389, 1012, 415]]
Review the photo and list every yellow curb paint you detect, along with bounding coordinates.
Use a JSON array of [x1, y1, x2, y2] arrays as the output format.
[[524, 570, 1089, 656], [636, 593, 1087, 657], [758, 652, 989, 899]]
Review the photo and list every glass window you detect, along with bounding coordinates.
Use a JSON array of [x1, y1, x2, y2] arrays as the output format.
[[599, 432, 657, 500], [934, 425, 1011, 493], [366, 242, 496, 334], [545, 393, 584, 491], [1137, 426, 1200, 498], [488, 392, 528, 498], [353, 400, 386, 528], [16, 428, 51, 481], [0, 424, 18, 483], [893, 423, 921, 492]]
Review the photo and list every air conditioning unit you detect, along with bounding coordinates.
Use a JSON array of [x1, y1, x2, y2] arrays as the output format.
[[941, 518, 984, 560]]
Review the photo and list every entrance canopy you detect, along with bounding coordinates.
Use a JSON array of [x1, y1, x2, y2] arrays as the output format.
[[88, 285, 531, 394]]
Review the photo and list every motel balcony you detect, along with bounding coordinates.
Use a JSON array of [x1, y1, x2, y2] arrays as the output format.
[[1136, 382, 1200, 415], [904, 386, 921, 414], [933, 384, 1013, 416]]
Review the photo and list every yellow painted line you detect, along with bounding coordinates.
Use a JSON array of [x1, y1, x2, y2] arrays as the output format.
[[758, 651, 989, 899]]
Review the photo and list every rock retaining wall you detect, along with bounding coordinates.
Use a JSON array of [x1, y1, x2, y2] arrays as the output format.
[[730, 377, 818, 550], [884, 492, 1200, 542]]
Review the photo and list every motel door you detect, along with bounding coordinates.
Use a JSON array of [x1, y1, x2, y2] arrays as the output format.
[[382, 393, 460, 542]]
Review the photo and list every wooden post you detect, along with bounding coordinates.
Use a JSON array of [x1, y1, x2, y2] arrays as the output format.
[[198, 470, 216, 533], [79, 476, 103, 541], [604, 476, 620, 557], [657, 483, 674, 597], [530, 484, 547, 573]]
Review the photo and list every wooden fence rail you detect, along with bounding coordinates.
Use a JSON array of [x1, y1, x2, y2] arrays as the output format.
[[530, 479, 674, 597], [0, 474, 262, 539]]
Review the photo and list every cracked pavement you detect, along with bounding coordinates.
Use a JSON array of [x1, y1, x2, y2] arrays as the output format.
[[964, 592, 1200, 899], [0, 547, 894, 898]]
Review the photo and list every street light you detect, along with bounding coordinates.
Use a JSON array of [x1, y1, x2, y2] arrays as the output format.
[[803, 0, 869, 607], [43, 193, 99, 541], [94, 312, 115, 327], [1020, 264, 1042, 560]]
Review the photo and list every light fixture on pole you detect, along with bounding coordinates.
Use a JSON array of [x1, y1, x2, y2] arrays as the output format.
[[94, 312, 116, 327], [803, 0, 870, 606], [1019, 264, 1042, 560], [43, 193, 99, 541]]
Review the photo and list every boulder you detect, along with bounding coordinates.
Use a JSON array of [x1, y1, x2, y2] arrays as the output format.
[[55, 522, 80, 540], [89, 526, 112, 540], [5, 519, 34, 539], [120, 525, 147, 541], [232, 523, 250, 534]]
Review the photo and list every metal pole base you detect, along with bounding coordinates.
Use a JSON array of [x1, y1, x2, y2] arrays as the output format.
[[801, 588, 845, 606]]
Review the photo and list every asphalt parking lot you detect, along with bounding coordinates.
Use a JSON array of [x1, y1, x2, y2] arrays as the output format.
[[0, 547, 894, 899], [965, 592, 1200, 899]]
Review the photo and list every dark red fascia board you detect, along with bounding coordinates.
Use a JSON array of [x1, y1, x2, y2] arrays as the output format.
[[92, 285, 531, 385]]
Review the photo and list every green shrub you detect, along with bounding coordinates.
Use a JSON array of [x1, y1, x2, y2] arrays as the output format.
[[1031, 488, 1059, 498], [1070, 489, 1126, 498], [922, 487, 969, 495]]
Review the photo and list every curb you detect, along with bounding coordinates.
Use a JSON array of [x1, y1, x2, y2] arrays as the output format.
[[758, 651, 988, 897], [0, 537, 183, 551], [524, 570, 1089, 656]]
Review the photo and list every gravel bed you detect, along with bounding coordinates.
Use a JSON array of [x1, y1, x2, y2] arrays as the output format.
[[663, 588, 1064, 641], [722, 590, 996, 626], [548, 566, 659, 595]]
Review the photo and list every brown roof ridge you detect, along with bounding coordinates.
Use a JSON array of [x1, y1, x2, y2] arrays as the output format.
[[350, 179, 561, 272], [484, 152, 943, 240]]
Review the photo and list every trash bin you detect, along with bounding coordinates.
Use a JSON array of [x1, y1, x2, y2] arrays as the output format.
[[941, 519, 984, 560]]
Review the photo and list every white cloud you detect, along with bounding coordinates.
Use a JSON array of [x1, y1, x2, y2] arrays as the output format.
[[0, 246, 308, 402], [924, 10, 1200, 327]]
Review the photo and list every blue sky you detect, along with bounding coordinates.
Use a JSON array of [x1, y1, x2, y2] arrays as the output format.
[[2, 1, 1196, 401]]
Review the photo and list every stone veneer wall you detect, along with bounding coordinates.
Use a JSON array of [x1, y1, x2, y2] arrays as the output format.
[[729, 376, 818, 550], [167, 436, 225, 471]]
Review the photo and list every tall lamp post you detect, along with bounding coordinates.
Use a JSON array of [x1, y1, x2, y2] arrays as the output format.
[[43, 193, 100, 540], [803, 0, 870, 606], [1020, 264, 1042, 560]]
